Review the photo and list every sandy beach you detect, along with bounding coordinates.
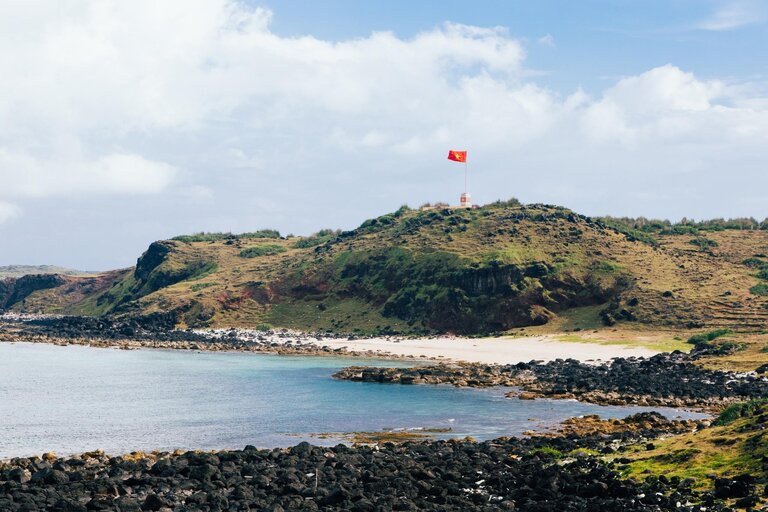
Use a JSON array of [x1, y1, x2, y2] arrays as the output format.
[[295, 335, 660, 365]]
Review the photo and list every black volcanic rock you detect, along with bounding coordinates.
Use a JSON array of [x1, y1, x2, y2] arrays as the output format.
[[0, 437, 734, 511]]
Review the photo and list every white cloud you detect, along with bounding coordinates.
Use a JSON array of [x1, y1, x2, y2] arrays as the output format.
[[697, 0, 767, 31], [0, 202, 20, 224], [0, 151, 176, 197], [537, 34, 556, 48], [0, 1, 767, 268]]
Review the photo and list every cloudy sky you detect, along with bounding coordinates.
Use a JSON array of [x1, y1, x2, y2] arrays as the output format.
[[1, 0, 767, 269]]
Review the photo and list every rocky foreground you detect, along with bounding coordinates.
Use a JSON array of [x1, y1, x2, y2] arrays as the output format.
[[0, 413, 750, 512], [334, 352, 768, 411]]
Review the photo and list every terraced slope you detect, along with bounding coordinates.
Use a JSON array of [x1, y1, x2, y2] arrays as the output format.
[[4, 203, 767, 335]]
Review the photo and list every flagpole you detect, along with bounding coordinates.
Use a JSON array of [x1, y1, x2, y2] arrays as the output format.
[[464, 160, 468, 196]]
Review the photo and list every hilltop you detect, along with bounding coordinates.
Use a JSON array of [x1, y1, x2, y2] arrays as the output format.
[[0, 265, 96, 279], [2, 202, 767, 336]]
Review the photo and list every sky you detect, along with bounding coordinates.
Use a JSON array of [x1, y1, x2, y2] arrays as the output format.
[[0, 0, 767, 270]]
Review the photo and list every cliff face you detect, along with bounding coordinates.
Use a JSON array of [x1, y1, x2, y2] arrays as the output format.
[[0, 274, 65, 310], [132, 241, 217, 298], [269, 246, 631, 334]]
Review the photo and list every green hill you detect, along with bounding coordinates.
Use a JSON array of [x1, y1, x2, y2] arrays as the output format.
[[4, 202, 768, 335], [0, 265, 96, 279]]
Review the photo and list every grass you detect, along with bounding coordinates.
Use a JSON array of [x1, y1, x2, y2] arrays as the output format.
[[239, 245, 287, 258], [696, 333, 768, 372], [553, 333, 691, 352], [621, 402, 768, 490], [13, 203, 768, 337], [714, 399, 768, 426], [529, 446, 564, 459], [482, 244, 547, 265], [266, 298, 407, 335]]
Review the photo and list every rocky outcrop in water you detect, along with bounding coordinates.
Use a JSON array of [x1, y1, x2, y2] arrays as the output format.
[[334, 352, 768, 410], [527, 411, 702, 438]]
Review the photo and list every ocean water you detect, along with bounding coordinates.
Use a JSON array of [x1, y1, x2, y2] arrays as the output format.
[[0, 342, 706, 458]]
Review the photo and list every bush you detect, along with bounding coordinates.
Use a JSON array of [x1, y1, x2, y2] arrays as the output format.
[[530, 446, 564, 459], [714, 399, 768, 426], [750, 284, 768, 296], [596, 217, 658, 246], [293, 229, 341, 249], [173, 230, 281, 243], [239, 245, 287, 258], [486, 197, 523, 209], [743, 257, 766, 268], [687, 328, 732, 345], [594, 216, 767, 235], [190, 282, 214, 292], [689, 237, 718, 250]]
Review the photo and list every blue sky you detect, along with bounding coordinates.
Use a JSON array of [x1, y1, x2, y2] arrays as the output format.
[[0, 0, 766, 269], [261, 0, 767, 92]]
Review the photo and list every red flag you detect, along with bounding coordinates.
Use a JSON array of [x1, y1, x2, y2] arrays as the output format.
[[447, 150, 467, 163]]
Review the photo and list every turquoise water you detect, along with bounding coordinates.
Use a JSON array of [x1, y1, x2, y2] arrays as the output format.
[[0, 342, 706, 458]]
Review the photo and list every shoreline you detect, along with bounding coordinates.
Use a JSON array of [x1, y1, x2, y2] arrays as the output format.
[[0, 316, 665, 365], [0, 419, 727, 512], [4, 320, 760, 414]]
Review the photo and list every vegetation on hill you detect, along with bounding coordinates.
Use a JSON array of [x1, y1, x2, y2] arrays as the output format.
[[292, 229, 341, 249], [596, 216, 768, 235], [5, 201, 768, 335], [239, 245, 287, 258], [623, 400, 768, 492], [0, 265, 95, 279], [171, 230, 280, 243]]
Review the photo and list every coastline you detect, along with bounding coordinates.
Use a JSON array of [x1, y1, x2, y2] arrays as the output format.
[[0, 315, 664, 365], [1, 320, 763, 509], [282, 333, 662, 364]]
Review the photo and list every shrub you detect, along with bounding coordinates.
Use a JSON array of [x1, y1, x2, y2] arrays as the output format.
[[239, 245, 287, 258], [596, 217, 658, 246], [173, 230, 281, 243], [487, 197, 523, 209], [689, 237, 718, 250], [743, 257, 766, 268], [594, 216, 766, 234], [687, 328, 732, 345], [293, 229, 341, 249], [714, 399, 768, 426], [750, 284, 768, 296], [530, 446, 564, 459]]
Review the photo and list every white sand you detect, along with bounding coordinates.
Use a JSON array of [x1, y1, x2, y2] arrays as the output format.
[[312, 335, 659, 365]]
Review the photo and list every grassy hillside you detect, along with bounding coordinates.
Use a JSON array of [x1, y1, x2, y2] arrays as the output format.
[[622, 400, 768, 492], [0, 265, 96, 279], [6, 202, 768, 335]]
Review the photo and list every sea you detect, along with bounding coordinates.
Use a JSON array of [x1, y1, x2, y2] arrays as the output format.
[[0, 342, 707, 458]]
